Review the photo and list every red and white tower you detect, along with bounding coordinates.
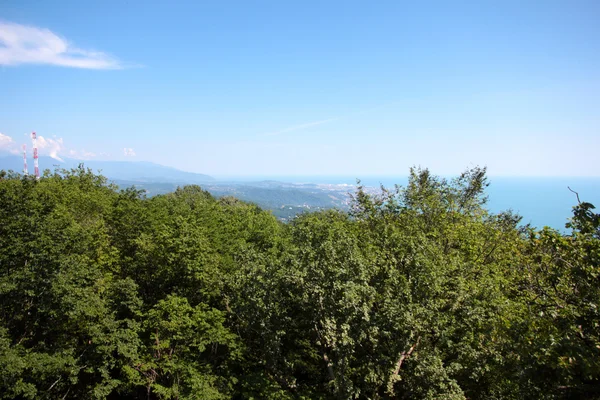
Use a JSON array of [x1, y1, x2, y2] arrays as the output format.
[[31, 132, 39, 179], [22, 144, 28, 176]]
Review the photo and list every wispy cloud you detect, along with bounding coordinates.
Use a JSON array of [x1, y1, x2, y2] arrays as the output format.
[[262, 118, 339, 137], [69, 149, 97, 160], [260, 103, 397, 137], [0, 21, 123, 69], [123, 148, 136, 157]]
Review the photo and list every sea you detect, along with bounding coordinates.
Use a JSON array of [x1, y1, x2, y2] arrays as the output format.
[[224, 175, 600, 232]]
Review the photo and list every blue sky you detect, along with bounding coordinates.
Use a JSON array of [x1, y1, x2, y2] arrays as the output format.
[[1, 0, 599, 177]]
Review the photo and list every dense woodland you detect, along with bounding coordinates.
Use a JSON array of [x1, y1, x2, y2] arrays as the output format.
[[0, 166, 598, 399]]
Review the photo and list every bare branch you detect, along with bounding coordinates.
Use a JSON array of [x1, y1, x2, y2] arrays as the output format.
[[568, 186, 581, 204]]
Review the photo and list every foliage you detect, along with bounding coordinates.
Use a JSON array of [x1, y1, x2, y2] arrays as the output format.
[[0, 165, 599, 399]]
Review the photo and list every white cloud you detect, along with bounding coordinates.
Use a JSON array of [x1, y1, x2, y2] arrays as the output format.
[[1, 132, 111, 162], [0, 132, 20, 154], [0, 132, 14, 148], [37, 135, 65, 161], [0, 21, 123, 69], [2, 131, 125, 162]]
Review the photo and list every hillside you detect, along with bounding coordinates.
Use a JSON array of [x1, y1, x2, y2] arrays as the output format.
[[0, 155, 214, 183], [111, 179, 360, 221]]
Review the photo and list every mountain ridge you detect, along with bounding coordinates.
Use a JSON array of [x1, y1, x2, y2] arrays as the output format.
[[0, 155, 215, 183]]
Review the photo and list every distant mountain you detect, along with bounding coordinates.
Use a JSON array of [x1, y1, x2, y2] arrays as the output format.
[[0, 155, 214, 183]]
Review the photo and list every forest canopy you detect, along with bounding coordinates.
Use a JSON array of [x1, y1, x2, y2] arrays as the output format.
[[0, 166, 599, 399]]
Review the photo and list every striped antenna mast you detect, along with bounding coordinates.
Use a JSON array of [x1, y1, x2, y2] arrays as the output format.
[[31, 132, 39, 179], [22, 144, 28, 176]]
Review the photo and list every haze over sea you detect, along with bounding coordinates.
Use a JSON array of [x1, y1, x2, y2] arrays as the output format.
[[221, 175, 600, 231]]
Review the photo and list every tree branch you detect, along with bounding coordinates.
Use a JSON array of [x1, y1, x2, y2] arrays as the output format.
[[568, 186, 581, 204], [387, 336, 421, 394], [48, 376, 61, 392], [393, 336, 421, 376]]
